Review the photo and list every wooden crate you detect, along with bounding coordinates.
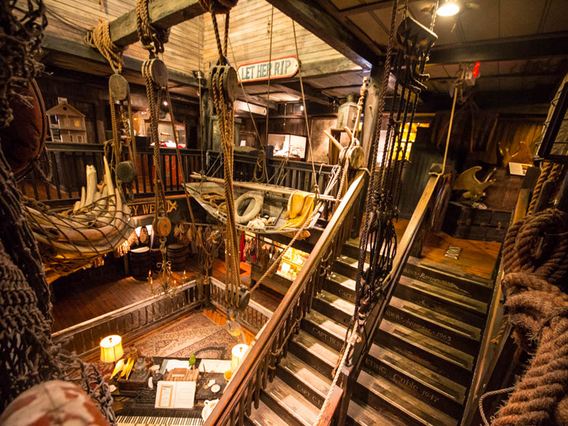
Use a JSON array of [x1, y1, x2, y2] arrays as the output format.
[[442, 202, 510, 242]]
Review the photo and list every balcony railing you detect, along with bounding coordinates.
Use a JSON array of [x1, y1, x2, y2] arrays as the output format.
[[20, 144, 337, 207]]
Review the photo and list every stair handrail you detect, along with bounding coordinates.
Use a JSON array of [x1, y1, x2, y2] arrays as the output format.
[[460, 187, 531, 426], [332, 166, 443, 425], [203, 170, 367, 426]]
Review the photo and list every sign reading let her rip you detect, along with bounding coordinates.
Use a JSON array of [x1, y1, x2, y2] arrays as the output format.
[[237, 56, 299, 83]]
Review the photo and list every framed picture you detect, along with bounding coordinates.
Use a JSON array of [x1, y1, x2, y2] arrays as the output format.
[[537, 82, 568, 162]]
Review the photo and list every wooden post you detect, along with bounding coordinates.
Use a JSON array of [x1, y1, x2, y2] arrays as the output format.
[[360, 63, 386, 169]]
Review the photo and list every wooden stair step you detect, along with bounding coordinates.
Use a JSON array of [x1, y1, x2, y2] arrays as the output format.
[[289, 329, 338, 379], [378, 319, 474, 372], [262, 376, 319, 426], [356, 369, 459, 426], [313, 289, 355, 325], [303, 310, 348, 352], [247, 399, 288, 426], [347, 398, 404, 426], [386, 296, 481, 354], [395, 276, 487, 327], [277, 353, 331, 407], [324, 271, 357, 303], [403, 256, 493, 302], [332, 254, 368, 280], [341, 239, 369, 261], [364, 344, 466, 418]]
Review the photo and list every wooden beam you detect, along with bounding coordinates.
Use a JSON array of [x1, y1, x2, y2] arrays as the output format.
[[265, 0, 377, 69], [109, 0, 205, 47], [42, 35, 199, 88], [270, 82, 331, 105], [429, 34, 568, 65], [339, 0, 421, 16]]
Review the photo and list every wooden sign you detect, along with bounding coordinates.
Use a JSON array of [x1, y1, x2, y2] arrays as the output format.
[[128, 200, 177, 217], [237, 56, 299, 83]]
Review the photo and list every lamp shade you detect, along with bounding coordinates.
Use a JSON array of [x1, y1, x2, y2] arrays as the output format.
[[231, 344, 249, 371], [100, 335, 124, 363]]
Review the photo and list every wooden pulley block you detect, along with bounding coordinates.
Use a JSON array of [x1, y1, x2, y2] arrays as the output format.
[[153, 216, 172, 237], [109, 74, 130, 101], [116, 160, 136, 183], [237, 286, 251, 312], [347, 145, 364, 169], [222, 66, 238, 102], [149, 58, 169, 88]]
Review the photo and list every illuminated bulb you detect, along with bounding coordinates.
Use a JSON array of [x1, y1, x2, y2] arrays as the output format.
[[163, 101, 168, 106], [437, 0, 460, 16]]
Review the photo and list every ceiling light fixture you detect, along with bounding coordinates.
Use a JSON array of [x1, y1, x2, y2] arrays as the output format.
[[437, 0, 460, 16]]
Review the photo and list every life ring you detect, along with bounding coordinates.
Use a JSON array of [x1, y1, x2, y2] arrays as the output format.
[[234, 191, 263, 224]]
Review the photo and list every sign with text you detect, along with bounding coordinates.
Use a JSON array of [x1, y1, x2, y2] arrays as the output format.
[[128, 200, 178, 217], [237, 56, 299, 83]]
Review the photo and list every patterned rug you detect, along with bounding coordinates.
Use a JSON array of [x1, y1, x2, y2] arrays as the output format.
[[92, 313, 240, 377], [132, 313, 240, 360]]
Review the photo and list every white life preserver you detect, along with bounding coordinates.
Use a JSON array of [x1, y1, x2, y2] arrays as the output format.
[[234, 191, 264, 224]]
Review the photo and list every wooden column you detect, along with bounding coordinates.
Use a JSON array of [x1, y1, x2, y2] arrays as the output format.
[[360, 63, 385, 169]]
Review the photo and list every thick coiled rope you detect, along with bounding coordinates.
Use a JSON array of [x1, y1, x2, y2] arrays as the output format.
[[491, 208, 568, 426]]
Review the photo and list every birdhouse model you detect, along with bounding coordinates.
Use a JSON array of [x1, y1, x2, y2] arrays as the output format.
[[46, 102, 87, 143]]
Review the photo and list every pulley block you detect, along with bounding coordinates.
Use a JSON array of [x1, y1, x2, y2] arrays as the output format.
[[109, 73, 130, 101], [116, 160, 136, 183], [149, 58, 169, 88], [209, 64, 238, 102], [153, 216, 172, 237], [224, 285, 251, 312]]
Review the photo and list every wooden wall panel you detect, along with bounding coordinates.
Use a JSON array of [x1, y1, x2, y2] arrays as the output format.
[[203, 0, 347, 70], [39, 0, 203, 75]]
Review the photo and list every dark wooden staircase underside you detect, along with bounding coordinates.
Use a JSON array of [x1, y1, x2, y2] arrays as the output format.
[[246, 240, 494, 426]]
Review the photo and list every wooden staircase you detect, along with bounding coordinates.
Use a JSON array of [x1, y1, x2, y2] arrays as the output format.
[[246, 241, 494, 426]]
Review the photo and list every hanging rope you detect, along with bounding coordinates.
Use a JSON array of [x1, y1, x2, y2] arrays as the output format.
[[202, 0, 244, 316], [84, 19, 124, 74]]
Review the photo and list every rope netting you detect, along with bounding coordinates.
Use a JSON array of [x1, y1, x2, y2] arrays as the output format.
[[0, 1, 116, 423]]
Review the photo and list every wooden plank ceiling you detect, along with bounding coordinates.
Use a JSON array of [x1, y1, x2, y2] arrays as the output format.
[[264, 0, 568, 109]]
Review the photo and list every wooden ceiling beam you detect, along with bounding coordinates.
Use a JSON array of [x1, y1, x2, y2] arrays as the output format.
[[42, 35, 199, 87], [429, 34, 568, 65], [265, 0, 378, 69], [109, 0, 205, 47], [269, 83, 331, 105], [339, 0, 422, 16]]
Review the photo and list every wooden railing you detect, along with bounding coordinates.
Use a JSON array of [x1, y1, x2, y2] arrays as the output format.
[[209, 151, 338, 197], [460, 188, 530, 426], [210, 277, 273, 333], [332, 166, 443, 425], [52, 280, 202, 359], [19, 143, 203, 206], [203, 170, 367, 426], [21, 144, 337, 208]]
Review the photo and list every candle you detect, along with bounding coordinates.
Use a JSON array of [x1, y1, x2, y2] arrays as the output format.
[[231, 344, 249, 371]]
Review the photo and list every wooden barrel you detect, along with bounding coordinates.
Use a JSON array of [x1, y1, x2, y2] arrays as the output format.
[[167, 243, 188, 271], [130, 246, 151, 280]]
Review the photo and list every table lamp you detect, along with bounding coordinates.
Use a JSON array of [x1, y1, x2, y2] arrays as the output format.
[[231, 344, 249, 371], [100, 335, 124, 364]]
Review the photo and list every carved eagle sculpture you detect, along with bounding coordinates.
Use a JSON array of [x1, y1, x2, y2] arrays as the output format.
[[453, 166, 496, 201]]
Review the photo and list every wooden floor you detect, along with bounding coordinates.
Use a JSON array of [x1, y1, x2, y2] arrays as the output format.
[[51, 257, 279, 333], [394, 219, 501, 280], [51, 221, 501, 333]]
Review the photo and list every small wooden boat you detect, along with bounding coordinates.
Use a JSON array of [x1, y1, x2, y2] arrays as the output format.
[[185, 174, 333, 235]]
